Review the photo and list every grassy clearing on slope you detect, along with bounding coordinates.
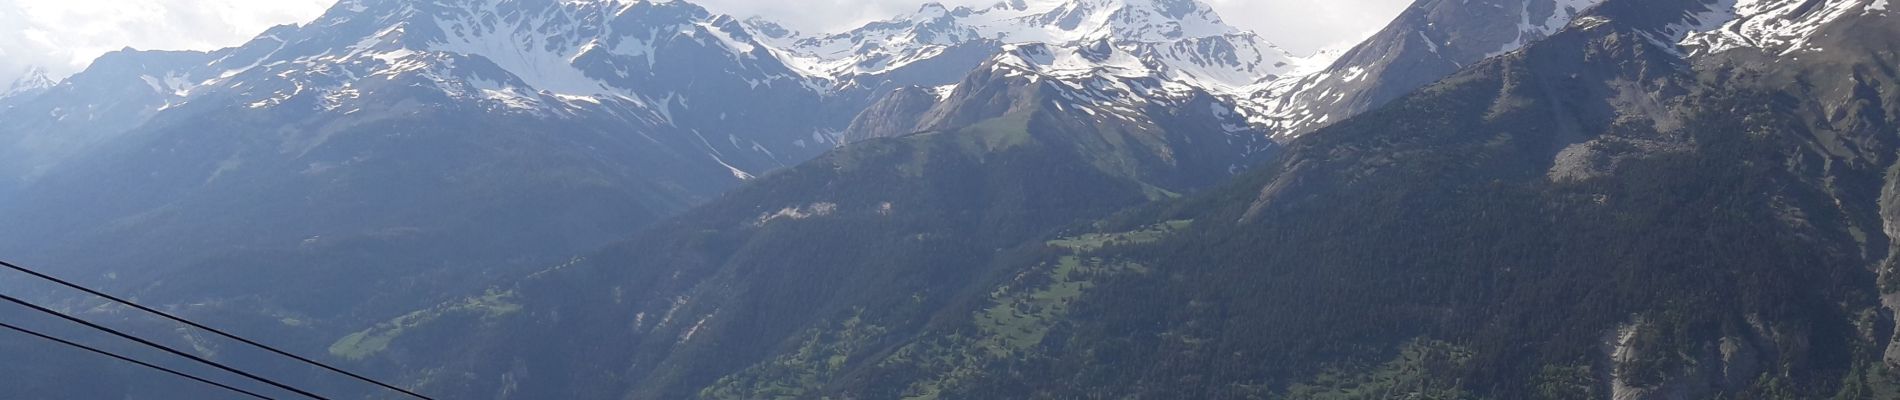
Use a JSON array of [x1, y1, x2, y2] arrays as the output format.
[[1282, 340, 1474, 400], [700, 309, 889, 400], [1045, 219, 1191, 252], [329, 288, 521, 360], [957, 111, 1036, 153], [881, 222, 1191, 398]]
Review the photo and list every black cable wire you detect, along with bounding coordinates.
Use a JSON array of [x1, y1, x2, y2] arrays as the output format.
[[0, 293, 330, 400], [0, 260, 434, 400], [0, 320, 276, 400]]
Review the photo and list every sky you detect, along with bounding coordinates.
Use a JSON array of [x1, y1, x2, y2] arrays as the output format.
[[0, 0, 1411, 87], [0, 0, 335, 86]]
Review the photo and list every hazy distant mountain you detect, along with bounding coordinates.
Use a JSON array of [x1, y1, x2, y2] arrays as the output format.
[[0, 0, 845, 333], [0, 66, 54, 101], [0, 0, 1321, 322]]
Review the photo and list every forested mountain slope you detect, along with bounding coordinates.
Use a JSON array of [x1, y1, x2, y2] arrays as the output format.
[[10, 0, 1896, 399], [846, 0, 1900, 398], [352, 0, 1900, 398], [342, 47, 1276, 398]]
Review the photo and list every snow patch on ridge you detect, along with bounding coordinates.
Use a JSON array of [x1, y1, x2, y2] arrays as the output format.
[[755, 202, 839, 226], [421, 0, 622, 97], [1672, 0, 1876, 56], [762, 0, 1302, 91], [1490, 0, 1608, 57], [137, 73, 198, 97]]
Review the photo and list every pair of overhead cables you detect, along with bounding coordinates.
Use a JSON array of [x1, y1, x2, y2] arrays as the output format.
[[0, 259, 435, 400]]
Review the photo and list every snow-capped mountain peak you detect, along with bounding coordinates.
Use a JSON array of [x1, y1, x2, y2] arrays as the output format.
[[153, 0, 823, 120], [980, 40, 1209, 113], [992, 40, 1153, 79], [1488, 0, 1606, 57], [2, 0, 842, 182], [760, 0, 1301, 97], [0, 0, 850, 178], [983, 0, 1242, 43], [2, 66, 57, 98]]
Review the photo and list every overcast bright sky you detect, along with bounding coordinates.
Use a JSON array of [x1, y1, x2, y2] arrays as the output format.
[[0, 0, 1411, 86]]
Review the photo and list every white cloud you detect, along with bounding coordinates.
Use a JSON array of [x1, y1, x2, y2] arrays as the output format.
[[0, 0, 1412, 86], [0, 0, 333, 85]]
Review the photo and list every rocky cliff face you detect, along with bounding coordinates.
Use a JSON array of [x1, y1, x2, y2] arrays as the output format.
[[840, 85, 947, 142]]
